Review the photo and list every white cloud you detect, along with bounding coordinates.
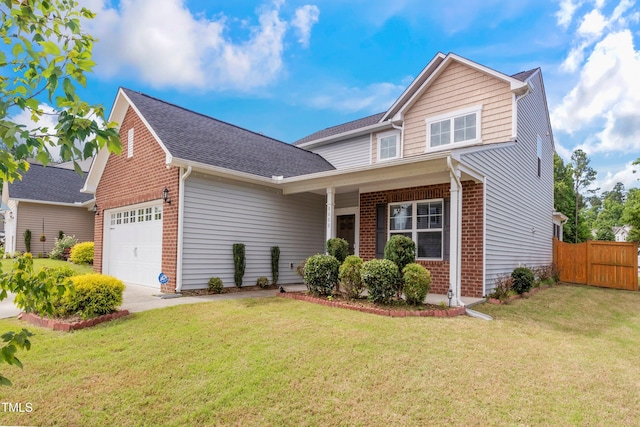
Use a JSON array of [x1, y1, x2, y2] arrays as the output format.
[[556, 0, 582, 28], [81, 0, 320, 91], [577, 9, 608, 36], [308, 82, 405, 114], [552, 30, 640, 154], [292, 5, 320, 48], [11, 104, 62, 159], [597, 161, 640, 191]]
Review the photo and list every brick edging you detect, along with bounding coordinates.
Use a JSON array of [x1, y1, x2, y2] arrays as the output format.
[[486, 284, 552, 305], [18, 310, 130, 332], [278, 292, 466, 317]]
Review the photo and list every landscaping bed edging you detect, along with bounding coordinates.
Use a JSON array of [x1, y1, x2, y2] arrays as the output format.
[[18, 310, 130, 332], [278, 292, 466, 318]]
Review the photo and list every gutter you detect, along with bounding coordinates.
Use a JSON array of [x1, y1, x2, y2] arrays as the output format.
[[175, 165, 193, 293]]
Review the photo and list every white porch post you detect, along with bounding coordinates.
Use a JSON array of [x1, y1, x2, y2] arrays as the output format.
[[326, 187, 335, 247], [449, 167, 463, 306]]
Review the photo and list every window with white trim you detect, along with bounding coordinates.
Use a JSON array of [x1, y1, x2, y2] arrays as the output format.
[[426, 106, 481, 150], [127, 128, 134, 158], [377, 131, 400, 161], [537, 135, 542, 177], [389, 199, 443, 259]]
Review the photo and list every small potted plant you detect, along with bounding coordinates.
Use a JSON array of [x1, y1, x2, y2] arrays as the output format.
[[39, 234, 46, 242]]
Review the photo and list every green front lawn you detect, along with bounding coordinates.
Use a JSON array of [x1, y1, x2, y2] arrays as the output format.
[[1, 285, 640, 426], [0, 258, 94, 275]]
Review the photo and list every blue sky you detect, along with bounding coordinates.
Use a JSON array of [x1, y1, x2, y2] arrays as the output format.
[[28, 0, 640, 191]]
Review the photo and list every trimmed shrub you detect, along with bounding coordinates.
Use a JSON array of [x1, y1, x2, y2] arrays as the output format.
[[403, 263, 431, 305], [58, 230, 64, 240], [295, 259, 306, 278], [40, 265, 79, 283], [488, 274, 513, 301], [70, 241, 94, 264], [49, 234, 78, 260], [511, 266, 534, 295], [24, 229, 32, 253], [271, 246, 280, 285], [361, 259, 399, 304], [384, 235, 416, 273], [208, 277, 223, 294], [57, 274, 124, 319], [256, 276, 270, 288], [339, 255, 364, 299], [304, 254, 340, 296], [326, 238, 349, 264], [233, 243, 246, 287]]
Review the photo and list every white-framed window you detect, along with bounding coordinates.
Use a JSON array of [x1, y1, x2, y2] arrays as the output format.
[[377, 130, 400, 161], [389, 199, 443, 260], [154, 206, 162, 220], [426, 105, 482, 151], [537, 135, 542, 178], [127, 128, 134, 158]]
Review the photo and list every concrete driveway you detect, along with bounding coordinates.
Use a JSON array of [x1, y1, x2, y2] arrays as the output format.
[[0, 284, 307, 319]]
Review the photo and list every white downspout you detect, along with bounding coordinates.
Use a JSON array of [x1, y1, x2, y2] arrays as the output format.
[[447, 157, 464, 307], [175, 165, 193, 293], [391, 122, 404, 158]]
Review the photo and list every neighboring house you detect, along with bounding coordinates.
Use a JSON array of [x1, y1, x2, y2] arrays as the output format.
[[553, 211, 568, 242], [613, 225, 631, 242], [84, 52, 555, 303], [2, 163, 96, 255]]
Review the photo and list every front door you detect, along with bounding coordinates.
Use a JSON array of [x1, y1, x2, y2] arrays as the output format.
[[337, 214, 356, 255]]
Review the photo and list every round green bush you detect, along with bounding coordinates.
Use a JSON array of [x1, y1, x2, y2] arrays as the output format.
[[256, 276, 270, 288], [304, 254, 340, 296], [384, 235, 416, 273], [339, 255, 364, 299], [402, 263, 432, 305], [361, 259, 399, 304], [55, 274, 124, 319], [511, 266, 534, 295], [40, 265, 79, 283], [70, 241, 94, 264], [208, 277, 223, 294], [326, 238, 349, 264]]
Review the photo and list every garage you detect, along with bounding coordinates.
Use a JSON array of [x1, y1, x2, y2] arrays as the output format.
[[105, 203, 163, 287]]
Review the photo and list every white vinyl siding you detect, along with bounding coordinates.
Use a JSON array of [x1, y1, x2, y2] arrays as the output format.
[[181, 175, 325, 289], [460, 71, 554, 294], [308, 134, 370, 169], [335, 191, 359, 209]]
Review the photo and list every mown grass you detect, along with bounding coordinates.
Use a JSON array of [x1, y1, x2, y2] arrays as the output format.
[[1, 284, 640, 426], [0, 258, 94, 275]]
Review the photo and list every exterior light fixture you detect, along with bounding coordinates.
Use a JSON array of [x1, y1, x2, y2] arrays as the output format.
[[163, 187, 171, 204], [447, 288, 453, 307], [93, 203, 99, 216]]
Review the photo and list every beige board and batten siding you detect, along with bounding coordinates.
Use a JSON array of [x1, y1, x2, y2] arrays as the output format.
[[309, 134, 371, 169], [402, 61, 514, 159], [15, 202, 94, 253], [461, 70, 554, 294], [181, 174, 326, 289]]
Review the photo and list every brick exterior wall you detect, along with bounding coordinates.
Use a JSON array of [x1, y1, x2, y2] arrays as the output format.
[[359, 181, 484, 297], [94, 107, 180, 293]]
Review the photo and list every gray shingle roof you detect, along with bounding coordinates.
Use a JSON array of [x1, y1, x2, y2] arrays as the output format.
[[8, 163, 93, 204], [122, 89, 335, 178], [511, 68, 538, 82], [293, 112, 386, 146]]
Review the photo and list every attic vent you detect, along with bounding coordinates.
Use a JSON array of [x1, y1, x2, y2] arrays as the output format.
[[127, 128, 134, 158]]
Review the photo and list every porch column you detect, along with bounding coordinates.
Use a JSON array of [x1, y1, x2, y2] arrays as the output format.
[[326, 187, 335, 246], [449, 167, 463, 306]]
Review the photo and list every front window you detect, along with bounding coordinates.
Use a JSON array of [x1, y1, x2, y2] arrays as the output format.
[[389, 199, 443, 259], [426, 106, 481, 150], [377, 131, 400, 161]]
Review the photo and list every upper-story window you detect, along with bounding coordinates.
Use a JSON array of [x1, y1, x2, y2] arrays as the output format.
[[426, 105, 482, 151], [537, 135, 542, 177], [377, 130, 400, 161]]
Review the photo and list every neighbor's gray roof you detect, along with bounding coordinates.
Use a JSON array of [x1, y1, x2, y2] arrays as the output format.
[[8, 163, 93, 204], [293, 112, 386, 146], [122, 89, 335, 178], [294, 69, 539, 146]]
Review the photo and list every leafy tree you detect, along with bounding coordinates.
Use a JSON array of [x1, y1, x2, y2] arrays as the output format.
[[570, 149, 598, 243], [595, 227, 615, 241], [554, 154, 582, 243], [623, 188, 640, 245], [1, 0, 121, 385]]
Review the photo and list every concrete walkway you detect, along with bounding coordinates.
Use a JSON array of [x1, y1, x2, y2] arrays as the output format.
[[0, 283, 484, 319]]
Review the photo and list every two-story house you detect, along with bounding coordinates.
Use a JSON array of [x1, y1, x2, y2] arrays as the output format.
[[83, 52, 555, 305]]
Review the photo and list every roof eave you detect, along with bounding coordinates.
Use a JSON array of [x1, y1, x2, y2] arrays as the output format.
[[9, 198, 94, 208], [295, 121, 393, 149]]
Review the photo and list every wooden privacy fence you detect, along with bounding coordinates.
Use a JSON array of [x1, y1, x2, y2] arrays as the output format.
[[553, 239, 639, 291]]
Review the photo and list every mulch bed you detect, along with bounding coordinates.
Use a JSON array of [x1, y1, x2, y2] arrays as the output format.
[[486, 284, 552, 304], [18, 310, 130, 332], [278, 292, 466, 318], [181, 284, 277, 296]]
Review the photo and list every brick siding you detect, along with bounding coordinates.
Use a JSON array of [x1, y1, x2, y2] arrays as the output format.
[[359, 181, 484, 297], [94, 107, 180, 293]]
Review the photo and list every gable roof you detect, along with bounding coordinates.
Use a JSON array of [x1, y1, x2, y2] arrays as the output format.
[[8, 163, 93, 205], [120, 89, 334, 179], [293, 112, 385, 146]]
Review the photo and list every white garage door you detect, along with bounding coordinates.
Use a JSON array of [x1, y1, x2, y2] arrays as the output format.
[[107, 204, 163, 287]]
